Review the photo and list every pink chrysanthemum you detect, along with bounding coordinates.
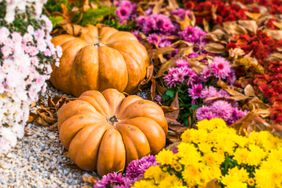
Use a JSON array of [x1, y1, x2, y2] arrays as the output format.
[[94, 172, 131, 188], [209, 57, 232, 79], [188, 84, 203, 100]]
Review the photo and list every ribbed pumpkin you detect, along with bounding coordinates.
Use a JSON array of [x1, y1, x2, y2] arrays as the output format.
[[51, 25, 149, 97], [58, 89, 168, 176]]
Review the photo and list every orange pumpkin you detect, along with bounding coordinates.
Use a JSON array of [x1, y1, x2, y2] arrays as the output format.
[[58, 89, 168, 176], [51, 25, 149, 97]]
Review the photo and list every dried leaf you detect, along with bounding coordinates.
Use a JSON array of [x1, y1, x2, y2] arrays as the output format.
[[238, 20, 258, 34], [245, 12, 261, 20], [203, 19, 210, 32], [139, 64, 154, 86], [62, 23, 83, 36], [273, 21, 282, 30], [268, 52, 282, 61], [152, 0, 164, 14], [264, 29, 282, 40], [150, 78, 156, 100], [82, 175, 97, 184], [156, 58, 177, 77], [28, 112, 37, 123], [165, 92, 179, 120], [223, 22, 247, 35], [204, 43, 226, 54], [168, 0, 179, 10], [244, 84, 255, 97]]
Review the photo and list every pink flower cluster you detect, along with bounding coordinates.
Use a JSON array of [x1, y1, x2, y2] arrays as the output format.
[[164, 57, 234, 89], [136, 14, 176, 34], [115, 0, 136, 24], [0, 15, 61, 153], [196, 100, 247, 125]]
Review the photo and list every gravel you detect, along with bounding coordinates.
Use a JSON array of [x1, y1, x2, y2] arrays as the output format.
[[0, 84, 96, 188]]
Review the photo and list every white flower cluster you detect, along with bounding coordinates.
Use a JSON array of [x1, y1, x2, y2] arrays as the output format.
[[0, 1, 61, 153], [0, 0, 47, 23]]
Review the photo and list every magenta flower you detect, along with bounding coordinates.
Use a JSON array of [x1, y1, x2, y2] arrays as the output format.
[[164, 67, 190, 87], [179, 26, 206, 44], [196, 100, 246, 124], [94, 172, 132, 188], [228, 108, 248, 124], [147, 34, 160, 46], [171, 8, 191, 20], [136, 14, 175, 34], [188, 84, 203, 100], [201, 86, 229, 99], [196, 106, 217, 120], [126, 155, 156, 181], [176, 59, 188, 67], [116, 0, 136, 24], [211, 100, 233, 121], [209, 57, 232, 79]]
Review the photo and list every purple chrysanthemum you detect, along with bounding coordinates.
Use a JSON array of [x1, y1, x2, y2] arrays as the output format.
[[188, 84, 203, 100], [94, 172, 131, 188], [211, 100, 233, 121], [176, 59, 188, 67], [147, 33, 160, 46], [227, 108, 248, 124], [125, 155, 156, 181], [136, 14, 175, 34], [116, 0, 136, 23], [179, 26, 206, 44], [171, 8, 191, 19], [196, 106, 217, 120], [201, 86, 230, 99], [209, 57, 232, 79], [164, 67, 191, 87]]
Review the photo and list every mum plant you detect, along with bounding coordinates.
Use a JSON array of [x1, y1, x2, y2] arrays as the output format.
[[0, 0, 61, 153]]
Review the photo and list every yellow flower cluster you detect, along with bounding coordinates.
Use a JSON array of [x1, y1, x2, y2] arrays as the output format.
[[133, 118, 282, 188]]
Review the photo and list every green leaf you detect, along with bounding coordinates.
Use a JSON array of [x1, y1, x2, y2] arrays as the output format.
[[49, 16, 64, 28], [81, 6, 116, 26], [165, 88, 176, 98], [191, 105, 199, 110]]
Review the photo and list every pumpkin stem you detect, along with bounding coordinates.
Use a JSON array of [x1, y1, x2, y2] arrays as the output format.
[[108, 115, 119, 125]]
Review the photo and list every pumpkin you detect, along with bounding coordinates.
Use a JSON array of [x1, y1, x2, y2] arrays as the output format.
[[51, 25, 149, 97], [58, 89, 168, 176]]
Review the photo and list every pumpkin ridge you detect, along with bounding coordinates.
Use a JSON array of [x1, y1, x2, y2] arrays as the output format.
[[97, 46, 128, 91], [69, 124, 106, 169], [97, 128, 126, 175], [59, 114, 104, 148], [116, 123, 150, 163], [119, 117, 166, 154]]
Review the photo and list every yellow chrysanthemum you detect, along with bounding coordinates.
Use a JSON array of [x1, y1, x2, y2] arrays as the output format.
[[182, 163, 202, 187], [198, 142, 211, 154], [202, 152, 224, 166], [143, 166, 165, 182], [233, 148, 249, 164], [221, 167, 249, 185], [177, 143, 201, 166], [158, 174, 183, 187], [156, 149, 175, 165], [225, 181, 247, 188], [133, 180, 157, 188]]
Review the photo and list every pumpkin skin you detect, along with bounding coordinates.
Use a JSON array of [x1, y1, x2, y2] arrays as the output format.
[[58, 89, 168, 176], [51, 25, 149, 97]]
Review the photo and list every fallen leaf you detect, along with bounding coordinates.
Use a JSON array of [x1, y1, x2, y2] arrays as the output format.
[[245, 12, 261, 20], [82, 174, 97, 184], [204, 43, 226, 54], [165, 92, 179, 120], [264, 29, 282, 40], [244, 84, 255, 97]]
